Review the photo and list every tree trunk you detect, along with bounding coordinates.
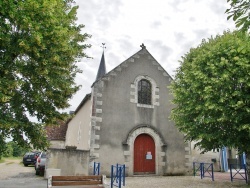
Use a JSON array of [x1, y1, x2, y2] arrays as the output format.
[[246, 153, 250, 185]]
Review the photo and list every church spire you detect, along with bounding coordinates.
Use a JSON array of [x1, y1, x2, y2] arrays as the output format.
[[95, 43, 106, 81]]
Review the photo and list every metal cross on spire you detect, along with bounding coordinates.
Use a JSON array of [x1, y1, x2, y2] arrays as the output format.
[[140, 43, 146, 49], [101, 43, 106, 51], [95, 43, 107, 81]]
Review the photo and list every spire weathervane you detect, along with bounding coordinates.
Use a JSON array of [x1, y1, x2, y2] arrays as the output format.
[[101, 43, 106, 51], [95, 43, 107, 81]]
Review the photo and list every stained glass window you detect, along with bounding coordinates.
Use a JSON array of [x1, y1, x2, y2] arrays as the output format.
[[138, 79, 151, 105]]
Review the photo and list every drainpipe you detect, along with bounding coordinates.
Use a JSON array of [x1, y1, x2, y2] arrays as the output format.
[[221, 147, 228, 172]]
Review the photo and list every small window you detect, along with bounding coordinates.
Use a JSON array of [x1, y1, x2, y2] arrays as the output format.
[[138, 79, 151, 105]]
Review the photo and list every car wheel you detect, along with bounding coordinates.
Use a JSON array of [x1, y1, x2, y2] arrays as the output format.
[[24, 164, 28, 167], [39, 169, 44, 176], [35, 169, 39, 175]]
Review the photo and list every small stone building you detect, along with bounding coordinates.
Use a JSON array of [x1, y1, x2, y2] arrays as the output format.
[[46, 44, 192, 176]]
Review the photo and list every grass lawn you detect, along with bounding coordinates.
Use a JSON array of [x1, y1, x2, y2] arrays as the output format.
[[0, 157, 22, 164]]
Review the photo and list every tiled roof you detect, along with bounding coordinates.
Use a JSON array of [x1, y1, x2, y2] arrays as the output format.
[[45, 120, 69, 141]]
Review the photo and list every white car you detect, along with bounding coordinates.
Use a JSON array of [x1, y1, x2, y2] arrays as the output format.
[[35, 152, 46, 176]]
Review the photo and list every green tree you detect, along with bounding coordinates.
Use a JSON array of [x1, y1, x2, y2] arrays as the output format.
[[0, 0, 90, 155], [3, 142, 13, 157], [0, 135, 7, 159], [10, 141, 26, 157], [170, 31, 250, 184], [226, 0, 250, 32], [2, 141, 26, 157]]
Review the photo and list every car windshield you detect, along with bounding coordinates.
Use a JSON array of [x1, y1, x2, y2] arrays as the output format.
[[41, 153, 46, 158], [24, 152, 35, 157]]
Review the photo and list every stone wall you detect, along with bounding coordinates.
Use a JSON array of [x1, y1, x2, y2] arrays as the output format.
[[46, 147, 90, 176], [65, 97, 92, 150], [49, 140, 65, 149], [190, 141, 221, 171], [89, 48, 189, 176]]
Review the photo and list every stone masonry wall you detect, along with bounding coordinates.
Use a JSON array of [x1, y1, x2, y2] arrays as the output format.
[[46, 147, 90, 176]]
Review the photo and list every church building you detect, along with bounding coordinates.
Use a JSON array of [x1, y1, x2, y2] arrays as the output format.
[[46, 44, 192, 176]]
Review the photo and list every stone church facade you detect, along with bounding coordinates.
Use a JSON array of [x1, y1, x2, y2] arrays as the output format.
[[46, 44, 192, 176]]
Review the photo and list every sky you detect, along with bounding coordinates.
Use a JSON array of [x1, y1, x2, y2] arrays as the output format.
[[67, 0, 236, 112]]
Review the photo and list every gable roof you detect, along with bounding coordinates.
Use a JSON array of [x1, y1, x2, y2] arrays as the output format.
[[57, 93, 91, 127], [92, 44, 172, 87], [46, 93, 91, 141], [74, 93, 91, 114]]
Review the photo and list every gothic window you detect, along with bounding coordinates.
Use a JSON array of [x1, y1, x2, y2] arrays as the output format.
[[138, 79, 152, 105]]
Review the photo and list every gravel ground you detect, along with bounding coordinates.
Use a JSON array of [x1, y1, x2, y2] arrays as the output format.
[[0, 158, 46, 188], [0, 159, 248, 188], [120, 176, 248, 188], [0, 158, 35, 179], [104, 171, 248, 188]]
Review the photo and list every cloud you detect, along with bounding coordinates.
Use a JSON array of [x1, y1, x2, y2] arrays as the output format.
[[145, 40, 173, 64], [189, 17, 195, 22], [208, 0, 230, 15], [150, 21, 162, 29], [168, 0, 186, 12], [194, 29, 210, 42], [174, 32, 186, 44], [67, 0, 236, 111], [75, 0, 123, 29]]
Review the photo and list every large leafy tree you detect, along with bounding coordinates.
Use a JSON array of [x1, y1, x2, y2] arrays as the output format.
[[226, 0, 250, 32], [170, 31, 250, 183], [0, 0, 90, 155]]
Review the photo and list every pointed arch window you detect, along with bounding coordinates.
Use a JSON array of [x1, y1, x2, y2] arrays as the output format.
[[138, 79, 152, 105]]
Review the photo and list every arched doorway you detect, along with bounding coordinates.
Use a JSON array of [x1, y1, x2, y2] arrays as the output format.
[[134, 134, 155, 174]]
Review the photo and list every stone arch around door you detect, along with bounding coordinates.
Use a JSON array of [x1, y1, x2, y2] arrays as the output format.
[[122, 125, 167, 176]]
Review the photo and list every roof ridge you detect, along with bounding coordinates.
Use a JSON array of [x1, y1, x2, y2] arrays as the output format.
[[92, 45, 172, 87]]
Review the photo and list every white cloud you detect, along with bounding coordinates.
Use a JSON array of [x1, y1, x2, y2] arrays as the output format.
[[68, 0, 236, 112]]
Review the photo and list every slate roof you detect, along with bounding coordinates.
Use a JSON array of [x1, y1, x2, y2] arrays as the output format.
[[95, 52, 106, 81]]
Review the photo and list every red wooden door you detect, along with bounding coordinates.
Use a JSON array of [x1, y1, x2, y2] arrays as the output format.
[[134, 134, 155, 174]]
